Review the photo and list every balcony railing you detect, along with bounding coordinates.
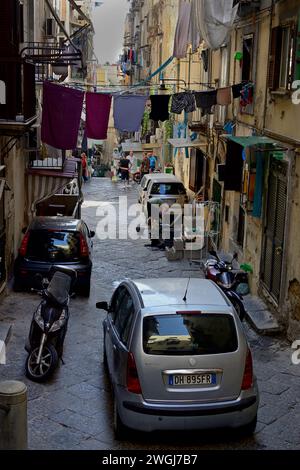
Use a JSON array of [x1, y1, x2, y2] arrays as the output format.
[[28, 150, 65, 170]]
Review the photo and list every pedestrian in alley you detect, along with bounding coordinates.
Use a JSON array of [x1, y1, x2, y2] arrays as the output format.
[[119, 153, 131, 189], [81, 152, 89, 183], [140, 151, 150, 179], [148, 151, 157, 173]]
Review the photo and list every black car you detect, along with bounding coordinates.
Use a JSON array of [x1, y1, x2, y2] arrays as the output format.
[[14, 217, 95, 297]]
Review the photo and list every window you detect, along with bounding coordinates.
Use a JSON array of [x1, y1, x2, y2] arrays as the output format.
[[242, 35, 254, 82], [237, 206, 245, 248], [268, 25, 296, 90], [26, 230, 80, 262], [189, 149, 204, 193], [143, 314, 238, 356], [150, 183, 186, 196], [114, 289, 135, 346]]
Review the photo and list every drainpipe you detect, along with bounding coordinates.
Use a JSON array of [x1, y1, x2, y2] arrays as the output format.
[[263, 0, 275, 131]]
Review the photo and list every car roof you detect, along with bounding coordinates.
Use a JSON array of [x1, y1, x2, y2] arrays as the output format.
[[131, 278, 230, 309], [143, 173, 178, 179], [28, 217, 82, 231], [149, 176, 182, 184]]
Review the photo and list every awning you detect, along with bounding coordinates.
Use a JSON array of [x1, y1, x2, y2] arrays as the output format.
[[26, 158, 78, 216], [168, 138, 207, 148], [226, 135, 285, 150]]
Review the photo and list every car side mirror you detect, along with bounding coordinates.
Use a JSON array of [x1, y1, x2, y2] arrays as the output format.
[[90, 230, 95, 238], [96, 301, 109, 311]]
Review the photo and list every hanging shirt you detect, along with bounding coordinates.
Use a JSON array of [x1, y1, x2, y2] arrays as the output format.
[[171, 92, 196, 114], [217, 87, 232, 106], [86, 92, 112, 140], [173, 1, 192, 59], [113, 95, 149, 132], [232, 83, 244, 99], [150, 95, 170, 122], [194, 90, 217, 115], [41, 81, 84, 150]]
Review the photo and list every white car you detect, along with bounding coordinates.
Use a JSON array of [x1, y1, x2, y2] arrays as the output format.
[[140, 175, 188, 217]]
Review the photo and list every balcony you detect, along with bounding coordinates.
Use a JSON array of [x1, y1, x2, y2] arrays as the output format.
[[20, 42, 82, 83], [0, 58, 37, 136]]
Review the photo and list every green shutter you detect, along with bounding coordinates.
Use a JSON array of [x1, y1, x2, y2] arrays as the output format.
[[294, 12, 300, 81]]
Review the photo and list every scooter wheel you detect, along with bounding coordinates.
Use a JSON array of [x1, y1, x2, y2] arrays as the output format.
[[25, 344, 58, 382]]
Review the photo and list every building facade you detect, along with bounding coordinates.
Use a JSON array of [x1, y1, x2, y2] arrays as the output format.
[[123, 0, 300, 340]]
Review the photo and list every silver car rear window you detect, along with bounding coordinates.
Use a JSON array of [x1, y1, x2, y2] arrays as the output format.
[[143, 314, 238, 355]]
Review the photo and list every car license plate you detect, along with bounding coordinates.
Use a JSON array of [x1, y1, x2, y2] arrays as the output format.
[[169, 373, 216, 386]]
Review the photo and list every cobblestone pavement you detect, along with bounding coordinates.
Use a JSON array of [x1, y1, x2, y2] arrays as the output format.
[[1, 178, 300, 450]]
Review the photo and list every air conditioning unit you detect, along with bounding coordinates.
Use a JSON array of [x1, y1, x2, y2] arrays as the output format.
[[45, 18, 55, 37]]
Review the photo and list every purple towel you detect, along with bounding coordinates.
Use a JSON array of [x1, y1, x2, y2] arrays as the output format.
[[86, 92, 112, 139], [41, 82, 84, 150], [113, 95, 148, 132]]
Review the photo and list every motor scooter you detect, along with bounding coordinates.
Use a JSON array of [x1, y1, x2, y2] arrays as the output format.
[[205, 251, 248, 321], [25, 266, 77, 382]]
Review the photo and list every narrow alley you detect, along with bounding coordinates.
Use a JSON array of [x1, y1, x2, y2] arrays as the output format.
[[1, 179, 299, 450]]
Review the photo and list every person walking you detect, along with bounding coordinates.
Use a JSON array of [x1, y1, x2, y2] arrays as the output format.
[[119, 153, 131, 189], [148, 152, 157, 173], [81, 152, 89, 183], [140, 152, 150, 179]]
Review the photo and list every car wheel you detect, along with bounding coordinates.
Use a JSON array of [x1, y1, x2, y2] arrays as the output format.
[[79, 281, 91, 297], [113, 395, 128, 440], [13, 278, 23, 292], [239, 414, 257, 436]]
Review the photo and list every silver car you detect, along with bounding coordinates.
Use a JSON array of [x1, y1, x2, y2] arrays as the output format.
[[97, 278, 259, 439]]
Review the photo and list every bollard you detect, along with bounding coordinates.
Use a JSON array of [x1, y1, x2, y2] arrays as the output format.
[[0, 381, 27, 450]]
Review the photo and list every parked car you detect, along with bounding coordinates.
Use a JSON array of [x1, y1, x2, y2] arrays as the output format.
[[138, 173, 177, 204], [140, 175, 188, 217], [14, 217, 94, 297], [97, 278, 259, 439]]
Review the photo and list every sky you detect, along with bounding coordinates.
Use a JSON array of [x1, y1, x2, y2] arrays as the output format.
[[92, 0, 130, 65]]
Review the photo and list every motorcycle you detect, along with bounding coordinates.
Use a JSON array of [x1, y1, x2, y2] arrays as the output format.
[[205, 251, 248, 321], [25, 266, 77, 382]]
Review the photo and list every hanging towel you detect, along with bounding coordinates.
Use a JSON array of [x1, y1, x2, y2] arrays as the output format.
[[194, 90, 217, 115], [150, 95, 170, 122], [86, 92, 112, 140], [173, 1, 192, 59], [232, 82, 243, 99], [189, 0, 202, 53], [113, 95, 149, 132], [171, 92, 196, 114], [41, 81, 84, 150], [217, 87, 232, 106]]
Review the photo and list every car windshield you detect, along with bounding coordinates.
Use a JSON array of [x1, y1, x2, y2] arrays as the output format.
[[26, 230, 80, 262], [151, 183, 186, 196], [143, 314, 238, 355]]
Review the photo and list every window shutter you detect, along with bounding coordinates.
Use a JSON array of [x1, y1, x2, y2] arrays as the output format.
[[268, 27, 282, 90], [294, 13, 300, 81]]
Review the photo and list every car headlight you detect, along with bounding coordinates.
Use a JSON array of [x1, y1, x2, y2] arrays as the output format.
[[34, 305, 44, 329], [50, 310, 67, 333]]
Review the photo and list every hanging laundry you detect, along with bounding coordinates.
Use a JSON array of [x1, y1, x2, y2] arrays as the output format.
[[113, 94, 149, 132], [197, 0, 238, 50], [171, 92, 196, 114], [194, 90, 217, 115], [86, 92, 112, 140], [189, 0, 202, 53], [217, 87, 232, 106], [240, 83, 254, 109], [201, 49, 209, 72], [149, 95, 170, 122], [173, 1, 192, 59], [41, 81, 84, 150], [232, 82, 244, 99]]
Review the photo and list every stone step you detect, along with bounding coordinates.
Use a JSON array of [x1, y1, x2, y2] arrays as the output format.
[[243, 295, 281, 335]]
